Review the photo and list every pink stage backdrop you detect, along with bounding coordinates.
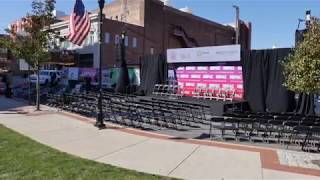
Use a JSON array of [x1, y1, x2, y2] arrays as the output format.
[[175, 66, 244, 99]]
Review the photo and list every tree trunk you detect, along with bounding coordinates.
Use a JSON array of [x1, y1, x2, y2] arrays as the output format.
[[36, 64, 40, 111], [28, 66, 31, 105]]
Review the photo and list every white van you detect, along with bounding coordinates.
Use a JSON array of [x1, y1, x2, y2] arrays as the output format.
[[30, 70, 62, 84]]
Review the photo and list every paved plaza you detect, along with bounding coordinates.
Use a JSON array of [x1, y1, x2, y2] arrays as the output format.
[[0, 96, 320, 179]]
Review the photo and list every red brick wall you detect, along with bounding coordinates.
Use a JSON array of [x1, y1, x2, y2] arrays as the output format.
[[101, 19, 144, 67], [143, 0, 240, 55], [100, 0, 251, 68]]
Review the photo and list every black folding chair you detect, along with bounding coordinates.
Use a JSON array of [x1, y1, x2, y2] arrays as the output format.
[[266, 120, 284, 143], [209, 117, 225, 139], [288, 125, 310, 151], [279, 121, 300, 145], [250, 119, 269, 143], [236, 118, 254, 142], [305, 126, 320, 152]]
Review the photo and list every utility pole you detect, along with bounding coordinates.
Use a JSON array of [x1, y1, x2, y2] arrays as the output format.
[[233, 5, 240, 44], [305, 10, 311, 29], [121, 0, 129, 22]]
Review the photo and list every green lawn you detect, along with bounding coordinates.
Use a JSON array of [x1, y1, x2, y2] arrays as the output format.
[[0, 125, 172, 180]]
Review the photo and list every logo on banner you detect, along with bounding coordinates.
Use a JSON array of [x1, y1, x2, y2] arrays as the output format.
[[222, 66, 235, 70], [180, 74, 189, 78], [186, 66, 196, 70], [197, 66, 208, 70], [186, 82, 195, 87], [191, 74, 201, 79], [203, 74, 214, 79], [209, 84, 220, 88], [210, 66, 221, 71], [229, 75, 242, 80], [197, 83, 207, 87], [216, 75, 227, 79]]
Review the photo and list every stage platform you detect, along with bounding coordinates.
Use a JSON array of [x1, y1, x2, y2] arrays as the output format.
[[141, 95, 249, 116]]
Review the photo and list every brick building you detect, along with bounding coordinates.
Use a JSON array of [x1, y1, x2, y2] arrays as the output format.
[[50, 13, 145, 68], [10, 0, 251, 69], [0, 34, 14, 73], [97, 0, 251, 66]]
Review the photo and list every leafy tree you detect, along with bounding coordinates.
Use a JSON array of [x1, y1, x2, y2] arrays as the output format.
[[283, 18, 320, 94], [0, 0, 56, 110]]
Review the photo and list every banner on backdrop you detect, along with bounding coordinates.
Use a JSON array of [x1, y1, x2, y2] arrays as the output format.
[[68, 67, 79, 80], [175, 65, 244, 99], [80, 68, 97, 81], [129, 68, 140, 85], [167, 45, 241, 63]]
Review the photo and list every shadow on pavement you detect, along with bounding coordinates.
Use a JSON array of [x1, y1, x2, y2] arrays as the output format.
[[0, 96, 28, 112]]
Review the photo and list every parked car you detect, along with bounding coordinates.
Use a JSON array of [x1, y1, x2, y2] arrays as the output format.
[[30, 70, 62, 85]]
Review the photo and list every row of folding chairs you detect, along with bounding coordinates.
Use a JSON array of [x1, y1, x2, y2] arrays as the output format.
[[192, 87, 236, 101], [152, 84, 184, 97], [104, 93, 209, 129], [46, 94, 64, 108], [143, 98, 208, 126], [224, 112, 320, 123], [45, 92, 207, 130], [209, 116, 320, 152], [150, 98, 211, 124], [46, 92, 99, 117], [62, 94, 98, 117], [104, 97, 199, 130]]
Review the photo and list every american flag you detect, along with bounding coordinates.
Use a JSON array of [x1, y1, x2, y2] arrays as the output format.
[[68, 0, 91, 46]]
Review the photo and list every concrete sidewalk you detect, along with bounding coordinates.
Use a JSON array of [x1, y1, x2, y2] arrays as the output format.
[[0, 97, 319, 179]]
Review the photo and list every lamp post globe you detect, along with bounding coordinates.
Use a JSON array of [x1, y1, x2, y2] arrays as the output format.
[[121, 31, 125, 40], [98, 0, 105, 10]]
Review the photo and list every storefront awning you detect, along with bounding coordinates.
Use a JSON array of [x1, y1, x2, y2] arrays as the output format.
[[45, 50, 77, 66]]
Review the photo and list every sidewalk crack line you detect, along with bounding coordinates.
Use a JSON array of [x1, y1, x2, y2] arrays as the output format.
[[93, 138, 151, 160], [167, 145, 201, 176]]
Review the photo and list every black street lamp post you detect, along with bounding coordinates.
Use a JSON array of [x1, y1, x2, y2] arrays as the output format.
[[95, 0, 106, 129], [115, 31, 129, 94]]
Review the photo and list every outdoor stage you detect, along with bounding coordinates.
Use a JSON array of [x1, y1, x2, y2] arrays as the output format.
[[145, 95, 249, 116]]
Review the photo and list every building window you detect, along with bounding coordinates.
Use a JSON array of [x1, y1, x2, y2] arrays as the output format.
[[105, 32, 110, 44], [115, 34, 120, 44], [62, 41, 69, 49], [84, 36, 90, 46], [79, 54, 94, 67], [132, 37, 137, 48], [90, 34, 94, 45], [125, 36, 129, 47]]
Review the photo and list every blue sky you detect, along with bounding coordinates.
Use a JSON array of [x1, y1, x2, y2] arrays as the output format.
[[1, 0, 319, 49]]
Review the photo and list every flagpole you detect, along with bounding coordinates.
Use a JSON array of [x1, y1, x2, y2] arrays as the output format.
[[95, 0, 106, 129]]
